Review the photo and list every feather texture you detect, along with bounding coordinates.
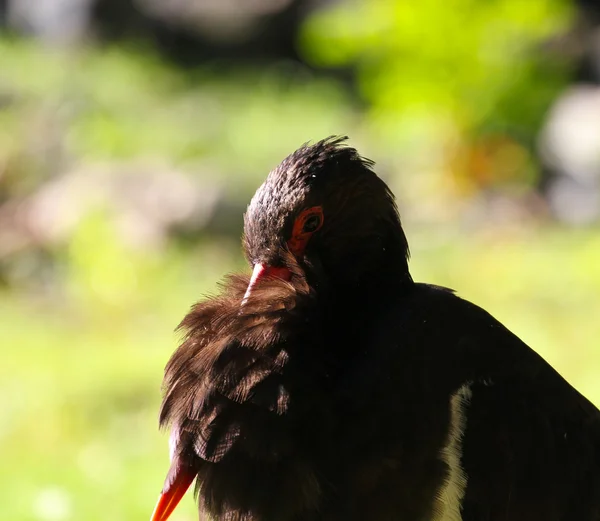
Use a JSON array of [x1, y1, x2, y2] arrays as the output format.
[[160, 261, 331, 520]]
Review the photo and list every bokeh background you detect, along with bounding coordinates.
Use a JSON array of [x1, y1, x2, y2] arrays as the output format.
[[1, 0, 600, 519]]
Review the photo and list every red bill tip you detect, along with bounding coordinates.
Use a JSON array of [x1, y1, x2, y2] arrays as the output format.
[[150, 466, 196, 521]]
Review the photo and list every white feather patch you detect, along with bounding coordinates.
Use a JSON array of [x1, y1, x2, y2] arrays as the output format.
[[435, 383, 472, 521]]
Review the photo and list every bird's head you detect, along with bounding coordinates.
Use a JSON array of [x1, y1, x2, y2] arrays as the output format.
[[242, 136, 411, 301]]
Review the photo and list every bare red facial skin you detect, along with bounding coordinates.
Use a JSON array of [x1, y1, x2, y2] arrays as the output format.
[[243, 206, 323, 301], [243, 263, 293, 302], [288, 206, 324, 257]]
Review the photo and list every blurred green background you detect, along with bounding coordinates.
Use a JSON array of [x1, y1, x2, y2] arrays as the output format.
[[1, 0, 599, 519]]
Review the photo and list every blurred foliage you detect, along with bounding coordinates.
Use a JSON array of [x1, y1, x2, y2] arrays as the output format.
[[302, 0, 571, 134], [0, 38, 356, 192], [301, 0, 573, 198]]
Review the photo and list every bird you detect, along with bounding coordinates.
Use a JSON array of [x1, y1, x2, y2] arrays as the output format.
[[150, 136, 600, 521]]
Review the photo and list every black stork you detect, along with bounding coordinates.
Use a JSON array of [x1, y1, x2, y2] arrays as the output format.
[[151, 136, 600, 521]]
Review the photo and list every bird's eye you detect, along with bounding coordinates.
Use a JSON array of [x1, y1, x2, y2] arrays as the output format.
[[288, 206, 323, 255], [303, 214, 321, 233]]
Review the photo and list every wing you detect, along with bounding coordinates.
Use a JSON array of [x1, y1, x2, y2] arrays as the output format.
[[325, 283, 600, 521], [405, 284, 600, 521]]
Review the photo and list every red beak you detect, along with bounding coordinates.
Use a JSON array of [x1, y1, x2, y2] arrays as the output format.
[[150, 464, 196, 521], [243, 263, 292, 302]]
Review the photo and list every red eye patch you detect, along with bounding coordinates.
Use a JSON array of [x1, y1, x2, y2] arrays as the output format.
[[288, 206, 324, 256]]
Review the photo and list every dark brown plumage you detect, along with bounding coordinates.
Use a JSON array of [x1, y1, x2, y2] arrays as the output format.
[[151, 137, 600, 521]]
